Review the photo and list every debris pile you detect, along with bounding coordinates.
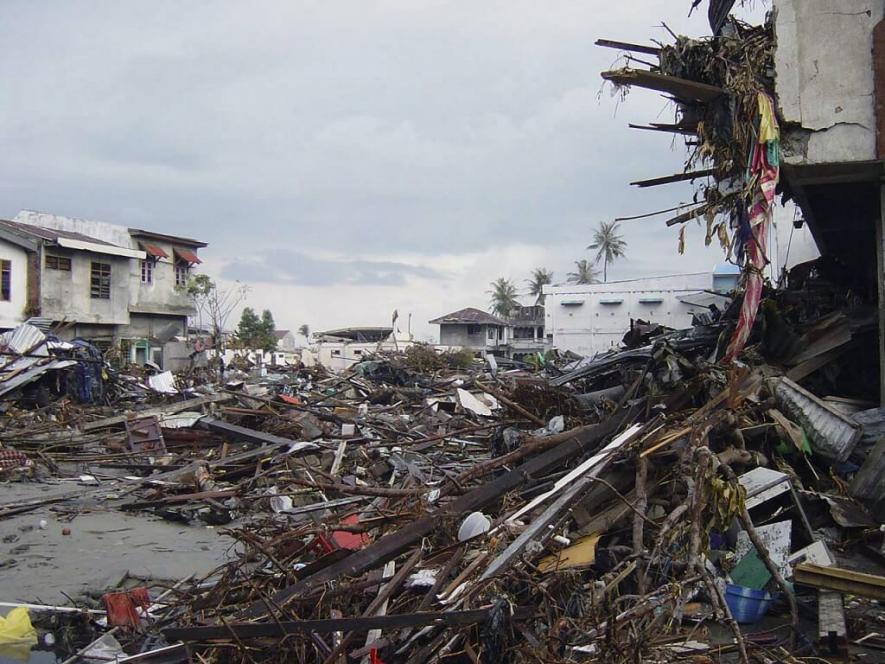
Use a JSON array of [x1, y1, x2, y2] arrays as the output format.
[[2, 278, 881, 663]]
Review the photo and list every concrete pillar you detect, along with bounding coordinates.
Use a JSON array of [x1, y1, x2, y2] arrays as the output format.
[[878, 185, 885, 406]]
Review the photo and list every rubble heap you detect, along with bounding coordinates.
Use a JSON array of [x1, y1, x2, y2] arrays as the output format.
[[0, 272, 882, 663]]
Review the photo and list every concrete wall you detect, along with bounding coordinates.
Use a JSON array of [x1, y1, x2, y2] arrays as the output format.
[[316, 338, 413, 371], [775, 0, 884, 164], [129, 251, 194, 317], [0, 241, 29, 328], [126, 313, 187, 342], [438, 323, 507, 349], [15, 210, 132, 247], [544, 273, 719, 357], [41, 250, 130, 326], [15, 210, 196, 317]]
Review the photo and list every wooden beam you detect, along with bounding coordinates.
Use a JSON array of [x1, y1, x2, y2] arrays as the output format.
[[601, 69, 724, 103], [664, 204, 711, 227], [240, 407, 639, 618], [793, 563, 885, 600], [165, 607, 534, 642], [631, 169, 715, 188], [629, 123, 698, 135], [595, 39, 661, 56], [480, 424, 643, 580], [80, 394, 230, 432], [200, 417, 304, 447]]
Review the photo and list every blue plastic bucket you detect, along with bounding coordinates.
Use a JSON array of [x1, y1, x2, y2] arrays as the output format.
[[725, 583, 773, 623]]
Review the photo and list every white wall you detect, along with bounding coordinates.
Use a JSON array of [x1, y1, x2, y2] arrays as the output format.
[[0, 241, 28, 328], [316, 337, 413, 371], [544, 273, 718, 357], [15, 210, 131, 247]]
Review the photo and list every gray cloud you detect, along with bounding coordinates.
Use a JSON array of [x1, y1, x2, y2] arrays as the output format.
[[221, 249, 442, 287], [0, 1, 766, 332]]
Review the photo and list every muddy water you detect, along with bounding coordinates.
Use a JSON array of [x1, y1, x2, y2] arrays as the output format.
[[0, 482, 235, 604]]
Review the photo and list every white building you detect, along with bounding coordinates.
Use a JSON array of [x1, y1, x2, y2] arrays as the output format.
[[314, 326, 413, 372], [543, 267, 739, 358]]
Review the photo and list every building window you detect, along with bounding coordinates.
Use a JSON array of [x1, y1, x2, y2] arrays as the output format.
[[467, 324, 481, 335], [90, 262, 111, 299], [0, 260, 10, 301], [487, 327, 496, 340], [174, 260, 189, 287], [45, 255, 71, 271], [140, 259, 153, 284]]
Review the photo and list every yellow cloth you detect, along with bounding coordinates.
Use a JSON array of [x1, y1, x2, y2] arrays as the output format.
[[0, 607, 38, 661], [757, 92, 778, 143]]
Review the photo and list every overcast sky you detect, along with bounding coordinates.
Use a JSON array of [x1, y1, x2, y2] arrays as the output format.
[[0, 1, 768, 340]]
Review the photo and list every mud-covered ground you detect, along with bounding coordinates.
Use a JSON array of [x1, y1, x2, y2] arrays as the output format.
[[0, 482, 234, 605]]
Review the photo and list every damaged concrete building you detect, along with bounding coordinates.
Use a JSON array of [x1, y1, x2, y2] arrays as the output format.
[[430, 306, 549, 360], [598, 0, 885, 403], [0, 210, 206, 369]]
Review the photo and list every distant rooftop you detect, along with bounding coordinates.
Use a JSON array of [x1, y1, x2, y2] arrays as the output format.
[[129, 228, 208, 248], [429, 307, 508, 326], [0, 218, 119, 247], [317, 326, 393, 342]]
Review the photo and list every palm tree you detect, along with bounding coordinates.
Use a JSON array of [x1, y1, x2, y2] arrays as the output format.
[[488, 278, 519, 318], [587, 221, 627, 282], [567, 259, 600, 285], [526, 268, 553, 304], [298, 323, 310, 339]]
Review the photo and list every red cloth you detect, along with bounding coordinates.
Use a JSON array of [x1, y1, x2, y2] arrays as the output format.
[[101, 587, 151, 628], [0, 450, 31, 470], [725, 92, 779, 362]]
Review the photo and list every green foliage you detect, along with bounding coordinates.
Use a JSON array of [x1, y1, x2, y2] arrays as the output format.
[[236, 307, 277, 352], [587, 221, 627, 282], [526, 268, 553, 304], [186, 273, 214, 297], [488, 277, 519, 318], [567, 259, 600, 285], [298, 323, 310, 339]]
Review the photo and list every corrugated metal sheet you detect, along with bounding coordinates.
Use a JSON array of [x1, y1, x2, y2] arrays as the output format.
[[771, 377, 862, 463], [0, 323, 47, 355]]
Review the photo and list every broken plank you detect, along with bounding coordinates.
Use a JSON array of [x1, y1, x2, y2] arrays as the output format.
[[628, 123, 698, 135], [631, 169, 715, 188], [240, 407, 638, 618], [80, 394, 230, 432], [165, 607, 534, 641], [602, 69, 725, 102], [595, 39, 661, 56], [480, 423, 644, 580], [664, 204, 712, 227], [793, 563, 885, 600], [200, 417, 304, 447]]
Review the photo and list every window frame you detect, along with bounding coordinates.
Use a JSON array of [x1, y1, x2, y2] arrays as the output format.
[[90, 261, 112, 299], [140, 258, 154, 284], [174, 260, 189, 288], [45, 255, 72, 271], [0, 259, 10, 301]]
